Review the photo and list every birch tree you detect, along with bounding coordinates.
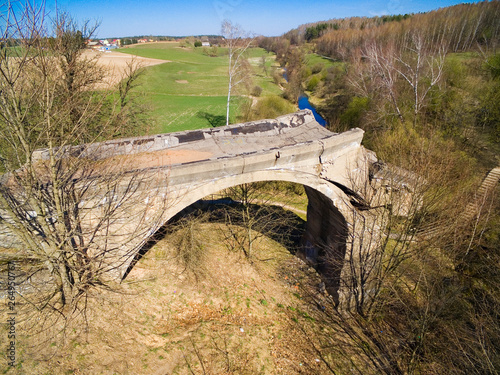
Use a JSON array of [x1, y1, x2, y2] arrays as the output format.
[[221, 20, 254, 126], [355, 31, 446, 126]]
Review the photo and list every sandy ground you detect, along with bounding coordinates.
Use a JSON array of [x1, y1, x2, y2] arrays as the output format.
[[83, 49, 170, 87]]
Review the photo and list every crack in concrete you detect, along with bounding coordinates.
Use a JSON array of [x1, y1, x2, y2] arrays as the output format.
[[318, 139, 326, 174]]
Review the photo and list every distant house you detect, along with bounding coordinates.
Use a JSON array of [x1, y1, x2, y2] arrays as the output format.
[[87, 39, 120, 51], [202, 41, 210, 47], [99, 44, 119, 52], [87, 41, 101, 50]]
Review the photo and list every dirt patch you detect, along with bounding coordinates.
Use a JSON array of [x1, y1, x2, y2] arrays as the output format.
[[83, 50, 170, 88], [175, 79, 189, 84]]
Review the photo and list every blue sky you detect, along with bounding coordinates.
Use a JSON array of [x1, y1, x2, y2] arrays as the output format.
[[51, 0, 477, 38]]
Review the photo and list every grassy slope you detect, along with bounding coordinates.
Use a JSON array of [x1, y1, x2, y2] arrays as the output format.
[[4, 223, 333, 374], [119, 43, 282, 133]]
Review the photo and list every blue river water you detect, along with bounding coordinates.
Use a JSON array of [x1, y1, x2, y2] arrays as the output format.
[[298, 95, 327, 127], [283, 69, 327, 126]]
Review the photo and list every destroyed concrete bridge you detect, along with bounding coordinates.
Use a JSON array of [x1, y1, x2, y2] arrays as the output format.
[[4, 110, 391, 297]]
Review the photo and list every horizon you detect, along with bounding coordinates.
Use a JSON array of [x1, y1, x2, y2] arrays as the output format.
[[51, 0, 479, 39]]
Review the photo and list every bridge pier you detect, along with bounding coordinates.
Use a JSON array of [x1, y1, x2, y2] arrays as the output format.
[[303, 186, 348, 305]]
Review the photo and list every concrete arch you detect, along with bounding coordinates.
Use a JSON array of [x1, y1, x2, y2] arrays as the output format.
[[123, 169, 351, 302], [163, 169, 348, 223]]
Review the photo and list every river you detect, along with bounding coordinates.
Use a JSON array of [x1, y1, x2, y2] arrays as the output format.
[[282, 69, 328, 126], [298, 95, 327, 127]]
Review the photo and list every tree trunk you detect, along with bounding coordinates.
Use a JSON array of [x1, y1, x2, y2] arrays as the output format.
[[226, 82, 231, 126]]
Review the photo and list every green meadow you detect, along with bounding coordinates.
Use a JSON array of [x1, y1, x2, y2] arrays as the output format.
[[119, 42, 282, 133], [304, 53, 337, 69]]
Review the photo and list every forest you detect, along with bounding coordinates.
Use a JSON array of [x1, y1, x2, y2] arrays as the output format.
[[255, 2, 500, 373]]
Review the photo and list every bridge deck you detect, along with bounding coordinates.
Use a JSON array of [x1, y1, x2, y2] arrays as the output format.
[[32, 110, 335, 171]]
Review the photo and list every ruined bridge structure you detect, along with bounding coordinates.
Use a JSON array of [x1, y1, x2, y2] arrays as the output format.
[[6, 110, 396, 300]]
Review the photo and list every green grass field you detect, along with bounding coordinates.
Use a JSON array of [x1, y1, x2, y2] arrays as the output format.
[[304, 53, 338, 68], [119, 42, 282, 133]]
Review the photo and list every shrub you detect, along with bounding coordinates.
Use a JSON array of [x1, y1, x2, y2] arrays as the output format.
[[272, 69, 283, 85], [306, 75, 321, 92], [340, 96, 370, 128], [300, 66, 312, 80], [486, 52, 500, 79], [209, 45, 218, 57], [250, 85, 263, 97], [311, 62, 325, 74], [251, 95, 296, 120], [203, 46, 219, 57], [194, 40, 202, 47]]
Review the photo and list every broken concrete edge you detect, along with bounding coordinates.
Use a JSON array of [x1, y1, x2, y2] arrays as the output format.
[[31, 110, 320, 162]]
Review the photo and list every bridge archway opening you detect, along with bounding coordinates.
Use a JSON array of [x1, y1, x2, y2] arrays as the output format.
[[123, 177, 349, 302], [164, 181, 308, 255]]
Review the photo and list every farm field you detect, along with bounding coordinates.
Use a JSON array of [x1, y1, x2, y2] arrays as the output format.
[[118, 42, 283, 133]]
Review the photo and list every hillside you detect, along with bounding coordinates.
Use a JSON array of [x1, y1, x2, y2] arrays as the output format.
[[284, 2, 500, 56], [2, 222, 338, 374], [117, 42, 283, 133]]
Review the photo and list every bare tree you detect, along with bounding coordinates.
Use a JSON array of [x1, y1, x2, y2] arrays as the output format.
[[355, 32, 446, 126], [360, 41, 405, 123], [394, 32, 445, 126], [216, 182, 304, 259], [333, 162, 424, 317], [309, 133, 498, 374], [221, 20, 254, 126], [283, 47, 306, 103], [260, 54, 268, 75], [0, 2, 165, 326]]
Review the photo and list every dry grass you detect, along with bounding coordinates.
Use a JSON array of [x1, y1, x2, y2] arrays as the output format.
[[1, 223, 335, 374]]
